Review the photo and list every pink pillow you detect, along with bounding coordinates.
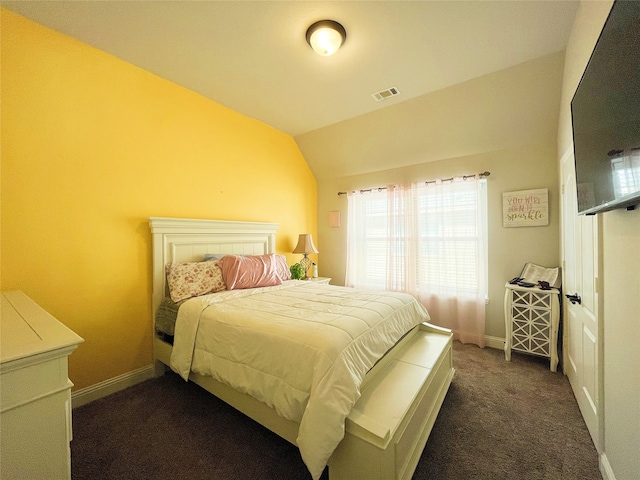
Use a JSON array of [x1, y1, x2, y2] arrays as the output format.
[[218, 254, 283, 290]]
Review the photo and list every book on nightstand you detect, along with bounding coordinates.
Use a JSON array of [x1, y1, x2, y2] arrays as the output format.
[[510, 263, 561, 289]]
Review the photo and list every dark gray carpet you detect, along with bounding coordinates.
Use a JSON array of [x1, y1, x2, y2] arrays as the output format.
[[71, 342, 601, 479]]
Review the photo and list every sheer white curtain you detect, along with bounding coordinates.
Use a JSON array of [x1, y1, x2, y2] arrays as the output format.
[[346, 177, 487, 347]]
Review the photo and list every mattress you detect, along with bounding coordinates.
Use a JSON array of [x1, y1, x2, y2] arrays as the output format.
[[170, 280, 430, 480], [154, 296, 182, 337]]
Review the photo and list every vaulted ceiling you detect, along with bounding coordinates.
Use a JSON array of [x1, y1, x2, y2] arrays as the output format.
[[2, 1, 580, 177]]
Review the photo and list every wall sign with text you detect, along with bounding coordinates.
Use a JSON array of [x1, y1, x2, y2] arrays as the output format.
[[502, 188, 549, 227]]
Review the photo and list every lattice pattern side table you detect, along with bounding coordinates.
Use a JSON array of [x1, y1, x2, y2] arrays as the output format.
[[504, 282, 560, 372]]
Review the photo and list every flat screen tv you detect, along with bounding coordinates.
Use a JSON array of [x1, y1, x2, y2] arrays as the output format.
[[571, 0, 640, 215]]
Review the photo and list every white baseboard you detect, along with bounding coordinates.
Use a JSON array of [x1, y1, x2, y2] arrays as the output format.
[[600, 453, 616, 480], [485, 335, 505, 350], [71, 335, 505, 409], [71, 364, 155, 409]]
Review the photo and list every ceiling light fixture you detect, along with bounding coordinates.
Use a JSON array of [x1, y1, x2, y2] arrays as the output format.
[[306, 20, 346, 56]]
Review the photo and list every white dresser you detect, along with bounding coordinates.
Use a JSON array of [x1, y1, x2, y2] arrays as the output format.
[[1, 290, 84, 480]]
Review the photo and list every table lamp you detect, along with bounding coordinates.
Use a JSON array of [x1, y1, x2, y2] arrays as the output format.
[[292, 234, 319, 280]]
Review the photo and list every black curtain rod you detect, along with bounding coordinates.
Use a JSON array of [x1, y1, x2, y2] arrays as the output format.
[[337, 171, 490, 196]]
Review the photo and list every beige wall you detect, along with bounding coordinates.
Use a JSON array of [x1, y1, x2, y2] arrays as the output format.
[[312, 53, 565, 340], [559, 2, 640, 478]]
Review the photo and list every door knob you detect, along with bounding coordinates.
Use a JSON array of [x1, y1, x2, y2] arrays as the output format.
[[566, 293, 582, 305]]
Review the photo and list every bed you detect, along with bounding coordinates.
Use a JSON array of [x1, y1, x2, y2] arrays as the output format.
[[150, 217, 454, 480]]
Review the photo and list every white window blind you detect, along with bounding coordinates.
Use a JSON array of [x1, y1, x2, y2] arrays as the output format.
[[346, 177, 487, 346]]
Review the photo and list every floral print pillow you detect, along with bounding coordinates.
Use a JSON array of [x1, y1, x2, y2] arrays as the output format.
[[166, 260, 226, 302]]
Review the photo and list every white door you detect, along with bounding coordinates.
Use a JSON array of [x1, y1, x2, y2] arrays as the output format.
[[560, 150, 603, 451]]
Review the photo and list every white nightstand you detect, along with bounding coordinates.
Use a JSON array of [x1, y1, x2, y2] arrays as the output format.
[[309, 277, 331, 285], [504, 282, 560, 372]]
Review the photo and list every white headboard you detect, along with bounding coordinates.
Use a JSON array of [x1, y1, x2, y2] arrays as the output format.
[[149, 217, 279, 319]]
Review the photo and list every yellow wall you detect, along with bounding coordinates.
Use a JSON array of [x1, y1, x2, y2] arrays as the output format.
[[0, 9, 317, 390]]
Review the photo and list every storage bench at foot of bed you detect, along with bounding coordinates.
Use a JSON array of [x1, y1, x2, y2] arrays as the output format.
[[153, 322, 453, 480], [327, 322, 454, 480]]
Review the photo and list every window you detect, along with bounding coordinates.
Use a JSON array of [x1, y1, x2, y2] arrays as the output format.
[[346, 177, 487, 346]]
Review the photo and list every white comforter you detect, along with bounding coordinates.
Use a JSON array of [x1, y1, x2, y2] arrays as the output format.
[[170, 280, 430, 480]]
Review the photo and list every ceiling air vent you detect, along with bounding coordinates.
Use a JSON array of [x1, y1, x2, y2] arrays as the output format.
[[372, 86, 400, 102]]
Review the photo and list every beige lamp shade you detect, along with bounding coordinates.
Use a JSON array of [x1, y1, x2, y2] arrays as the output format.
[[293, 234, 319, 254], [293, 234, 318, 280]]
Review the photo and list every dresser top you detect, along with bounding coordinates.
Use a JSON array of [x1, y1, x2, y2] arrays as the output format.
[[1, 290, 84, 364]]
